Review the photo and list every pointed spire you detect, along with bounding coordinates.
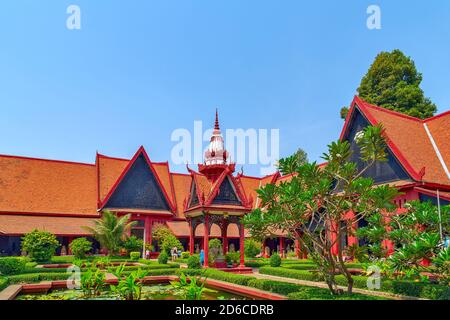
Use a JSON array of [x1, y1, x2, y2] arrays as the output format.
[[214, 108, 220, 130]]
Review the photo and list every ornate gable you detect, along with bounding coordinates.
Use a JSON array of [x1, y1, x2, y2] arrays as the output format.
[[343, 106, 410, 184], [102, 151, 171, 211], [211, 176, 242, 205]]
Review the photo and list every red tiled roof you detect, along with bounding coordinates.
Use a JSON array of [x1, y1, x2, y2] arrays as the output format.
[[0, 154, 98, 215], [0, 214, 97, 236], [97, 154, 128, 202], [343, 96, 450, 186], [171, 173, 191, 218]]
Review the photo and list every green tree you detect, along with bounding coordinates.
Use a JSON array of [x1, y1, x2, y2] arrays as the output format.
[[341, 50, 437, 119], [277, 148, 308, 176], [243, 125, 399, 295], [69, 237, 92, 259], [121, 235, 143, 254], [83, 210, 136, 256], [21, 230, 60, 262]]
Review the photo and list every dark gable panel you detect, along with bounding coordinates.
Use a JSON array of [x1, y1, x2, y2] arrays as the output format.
[[105, 154, 170, 210], [212, 177, 242, 205], [189, 183, 199, 207], [345, 107, 410, 184]]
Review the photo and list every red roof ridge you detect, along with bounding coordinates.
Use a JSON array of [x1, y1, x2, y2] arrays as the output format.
[[424, 109, 450, 123], [0, 153, 95, 167], [96, 153, 130, 162]]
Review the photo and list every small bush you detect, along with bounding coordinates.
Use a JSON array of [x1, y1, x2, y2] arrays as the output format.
[[225, 251, 240, 264], [244, 239, 261, 258], [181, 252, 190, 259], [158, 251, 169, 264], [270, 254, 282, 267], [130, 252, 141, 261], [0, 257, 27, 275], [160, 234, 183, 255], [187, 255, 201, 269], [69, 237, 92, 259], [21, 230, 60, 262], [121, 236, 143, 254]]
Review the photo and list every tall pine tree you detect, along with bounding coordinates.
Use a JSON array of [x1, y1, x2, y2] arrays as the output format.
[[341, 50, 437, 119]]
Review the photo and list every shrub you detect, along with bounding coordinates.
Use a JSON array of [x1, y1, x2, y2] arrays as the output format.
[[158, 251, 169, 264], [181, 252, 190, 259], [244, 239, 261, 258], [245, 260, 268, 268], [270, 254, 281, 267], [0, 278, 9, 291], [247, 279, 301, 295], [130, 252, 141, 261], [187, 254, 201, 269], [21, 230, 60, 262], [69, 237, 92, 259], [259, 266, 322, 282], [161, 234, 183, 255], [121, 236, 143, 254], [0, 257, 27, 275], [225, 251, 240, 264]]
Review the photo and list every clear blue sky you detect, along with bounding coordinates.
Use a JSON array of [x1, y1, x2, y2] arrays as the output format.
[[0, 1, 449, 176]]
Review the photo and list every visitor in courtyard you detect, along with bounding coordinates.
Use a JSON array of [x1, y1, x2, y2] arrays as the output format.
[[199, 249, 204, 266]]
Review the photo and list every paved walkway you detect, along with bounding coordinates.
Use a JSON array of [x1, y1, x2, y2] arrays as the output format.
[[252, 271, 425, 300]]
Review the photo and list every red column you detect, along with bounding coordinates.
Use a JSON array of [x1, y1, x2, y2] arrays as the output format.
[[279, 237, 284, 258], [203, 215, 209, 267], [145, 218, 153, 249], [189, 220, 195, 255], [239, 223, 245, 268], [294, 238, 301, 259], [222, 222, 228, 255], [67, 237, 74, 255], [330, 221, 339, 256]]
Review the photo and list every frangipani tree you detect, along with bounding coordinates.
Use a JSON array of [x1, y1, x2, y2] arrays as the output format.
[[244, 125, 399, 294]]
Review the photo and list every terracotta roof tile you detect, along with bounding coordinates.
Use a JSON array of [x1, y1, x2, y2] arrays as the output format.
[[0, 214, 97, 236], [0, 155, 97, 215], [97, 154, 128, 202], [353, 97, 450, 186], [171, 173, 191, 218]]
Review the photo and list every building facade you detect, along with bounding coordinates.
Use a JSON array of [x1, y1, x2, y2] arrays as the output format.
[[0, 97, 449, 257]]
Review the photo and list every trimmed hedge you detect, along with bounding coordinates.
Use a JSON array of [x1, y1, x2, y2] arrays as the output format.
[[260, 266, 322, 282], [247, 279, 301, 295], [0, 257, 27, 275], [0, 277, 9, 291], [122, 268, 178, 276], [260, 266, 450, 300], [179, 269, 256, 286], [245, 261, 268, 268], [6, 272, 74, 284], [288, 288, 381, 300]]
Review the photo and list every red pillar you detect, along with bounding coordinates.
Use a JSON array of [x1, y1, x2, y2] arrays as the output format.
[[239, 223, 245, 267], [294, 238, 301, 259], [222, 222, 228, 255], [203, 215, 209, 267], [145, 218, 153, 249], [67, 237, 74, 255], [330, 221, 339, 256], [189, 220, 195, 255], [279, 237, 284, 258]]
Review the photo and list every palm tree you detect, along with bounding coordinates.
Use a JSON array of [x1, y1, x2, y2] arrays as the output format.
[[84, 210, 136, 256]]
